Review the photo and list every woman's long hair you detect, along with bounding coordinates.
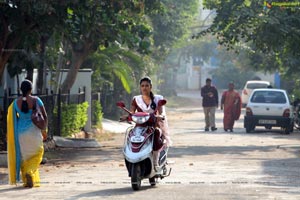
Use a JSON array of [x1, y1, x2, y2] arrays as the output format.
[[139, 76, 156, 110], [20, 80, 33, 113]]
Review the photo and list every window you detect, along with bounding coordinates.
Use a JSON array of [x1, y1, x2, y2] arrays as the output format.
[[247, 83, 269, 89], [251, 91, 286, 104]]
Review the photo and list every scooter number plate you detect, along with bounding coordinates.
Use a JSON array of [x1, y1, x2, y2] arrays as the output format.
[[130, 136, 145, 143]]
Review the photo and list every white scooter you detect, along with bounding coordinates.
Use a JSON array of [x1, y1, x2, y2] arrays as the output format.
[[117, 99, 171, 190]]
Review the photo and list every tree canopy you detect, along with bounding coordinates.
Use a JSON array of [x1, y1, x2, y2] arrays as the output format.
[[1, 1, 158, 91], [0, 1, 66, 82], [1, 0, 199, 94], [198, 0, 300, 77]]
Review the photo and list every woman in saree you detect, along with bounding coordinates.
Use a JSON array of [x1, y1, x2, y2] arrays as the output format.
[[7, 79, 48, 188], [221, 82, 242, 132]]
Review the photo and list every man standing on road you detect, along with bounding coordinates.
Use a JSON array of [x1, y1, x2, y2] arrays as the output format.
[[221, 81, 242, 132], [201, 78, 219, 131]]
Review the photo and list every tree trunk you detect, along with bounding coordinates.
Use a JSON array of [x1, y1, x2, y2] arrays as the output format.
[[0, 58, 8, 82], [61, 51, 88, 94], [36, 35, 48, 94], [0, 15, 9, 82], [54, 34, 66, 95], [0, 36, 22, 82], [25, 68, 34, 82], [61, 41, 93, 94], [0, 50, 16, 82]]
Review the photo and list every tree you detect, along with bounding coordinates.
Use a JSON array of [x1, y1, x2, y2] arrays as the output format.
[[59, 0, 160, 93], [197, 0, 300, 77], [146, 0, 200, 94], [2, 0, 200, 96], [83, 44, 148, 93], [0, 1, 67, 88], [1, 1, 160, 93], [147, 0, 199, 61]]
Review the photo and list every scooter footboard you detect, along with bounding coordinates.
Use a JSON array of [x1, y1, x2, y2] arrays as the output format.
[[125, 159, 152, 178]]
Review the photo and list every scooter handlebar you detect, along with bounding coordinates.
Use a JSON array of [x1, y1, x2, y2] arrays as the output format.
[[119, 115, 133, 123], [154, 114, 165, 121]]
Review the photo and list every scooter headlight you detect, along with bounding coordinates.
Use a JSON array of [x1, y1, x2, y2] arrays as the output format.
[[131, 112, 150, 124]]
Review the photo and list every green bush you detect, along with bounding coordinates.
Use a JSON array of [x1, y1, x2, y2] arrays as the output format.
[[91, 100, 103, 128], [60, 102, 89, 137]]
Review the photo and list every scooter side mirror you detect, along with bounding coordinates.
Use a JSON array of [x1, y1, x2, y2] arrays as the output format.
[[157, 99, 167, 107], [116, 101, 126, 108]]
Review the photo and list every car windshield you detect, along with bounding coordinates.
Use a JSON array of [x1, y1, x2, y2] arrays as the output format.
[[247, 83, 269, 89], [251, 91, 286, 104]]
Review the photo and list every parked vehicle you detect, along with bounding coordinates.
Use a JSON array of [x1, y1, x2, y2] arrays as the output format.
[[241, 80, 271, 107], [116, 99, 171, 191], [244, 88, 294, 134]]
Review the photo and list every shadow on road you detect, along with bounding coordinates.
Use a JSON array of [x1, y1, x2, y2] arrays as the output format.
[[65, 185, 154, 200], [168, 145, 278, 158], [262, 158, 300, 189], [44, 147, 123, 165]]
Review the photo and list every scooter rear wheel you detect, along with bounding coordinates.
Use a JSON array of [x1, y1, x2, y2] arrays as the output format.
[[131, 164, 142, 190]]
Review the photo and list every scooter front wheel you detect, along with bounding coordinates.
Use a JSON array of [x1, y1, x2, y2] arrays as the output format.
[[131, 164, 142, 190]]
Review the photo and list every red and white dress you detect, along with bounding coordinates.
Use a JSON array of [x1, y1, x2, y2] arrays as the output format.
[[131, 95, 172, 146]]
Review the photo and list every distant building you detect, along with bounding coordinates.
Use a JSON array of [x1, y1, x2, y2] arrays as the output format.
[[175, 1, 279, 90]]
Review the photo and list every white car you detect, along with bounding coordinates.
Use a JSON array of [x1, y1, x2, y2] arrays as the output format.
[[241, 80, 271, 107], [244, 88, 294, 134]]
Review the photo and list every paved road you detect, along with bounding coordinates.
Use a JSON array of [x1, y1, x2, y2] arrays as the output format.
[[0, 90, 300, 200]]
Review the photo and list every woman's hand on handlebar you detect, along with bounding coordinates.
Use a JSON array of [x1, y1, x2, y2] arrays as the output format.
[[155, 114, 165, 121], [119, 115, 132, 123], [119, 115, 128, 122]]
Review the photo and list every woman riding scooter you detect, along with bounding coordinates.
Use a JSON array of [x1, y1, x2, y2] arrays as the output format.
[[122, 76, 172, 170]]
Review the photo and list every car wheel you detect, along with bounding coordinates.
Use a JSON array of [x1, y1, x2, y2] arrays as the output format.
[[283, 127, 290, 134], [290, 125, 294, 133], [246, 125, 254, 133], [149, 177, 156, 186], [290, 121, 294, 133]]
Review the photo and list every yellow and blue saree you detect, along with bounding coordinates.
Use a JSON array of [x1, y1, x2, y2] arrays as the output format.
[[7, 99, 44, 187]]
